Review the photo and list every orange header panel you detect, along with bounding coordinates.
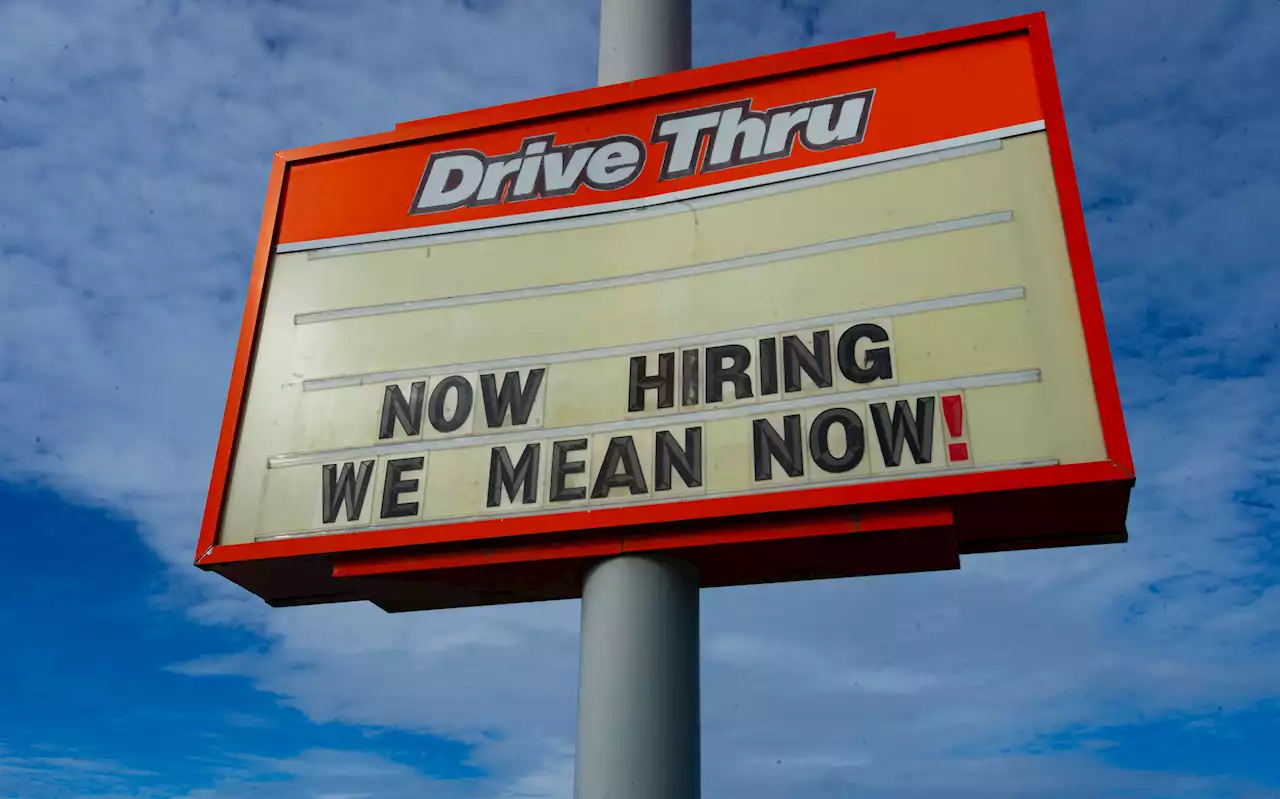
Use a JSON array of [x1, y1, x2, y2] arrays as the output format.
[[276, 34, 1042, 246]]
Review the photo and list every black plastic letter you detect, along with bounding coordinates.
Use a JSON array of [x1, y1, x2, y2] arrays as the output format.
[[706, 344, 753, 403], [428, 375, 474, 433], [783, 331, 833, 392], [837, 323, 894, 384], [655, 427, 703, 491], [628, 354, 675, 412], [487, 444, 540, 507], [321, 460, 375, 523], [481, 369, 545, 428], [378, 381, 426, 439], [757, 337, 779, 396], [591, 436, 649, 498], [681, 349, 700, 407], [752, 415, 804, 480], [870, 397, 935, 467], [550, 439, 589, 502], [809, 407, 865, 473], [380, 457, 424, 519]]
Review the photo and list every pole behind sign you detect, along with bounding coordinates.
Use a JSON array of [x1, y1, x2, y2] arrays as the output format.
[[574, 6, 700, 799]]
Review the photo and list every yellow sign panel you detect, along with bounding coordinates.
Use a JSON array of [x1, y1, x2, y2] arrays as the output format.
[[219, 134, 1103, 545]]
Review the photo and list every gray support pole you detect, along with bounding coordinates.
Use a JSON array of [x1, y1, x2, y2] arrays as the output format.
[[575, 12, 698, 799], [597, 0, 692, 85], [575, 555, 701, 799]]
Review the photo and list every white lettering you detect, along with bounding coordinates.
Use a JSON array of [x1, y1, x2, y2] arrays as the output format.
[[706, 106, 767, 168], [586, 139, 643, 186], [654, 110, 721, 176], [409, 89, 872, 215], [763, 107, 811, 156], [543, 146, 594, 193], [652, 89, 873, 180], [414, 153, 484, 211], [477, 156, 524, 203], [803, 95, 869, 148], [512, 139, 549, 200]]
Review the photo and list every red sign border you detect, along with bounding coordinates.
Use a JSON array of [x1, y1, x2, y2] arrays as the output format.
[[195, 13, 1133, 579]]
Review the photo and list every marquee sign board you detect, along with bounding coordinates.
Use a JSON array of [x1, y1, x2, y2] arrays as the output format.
[[196, 13, 1133, 611]]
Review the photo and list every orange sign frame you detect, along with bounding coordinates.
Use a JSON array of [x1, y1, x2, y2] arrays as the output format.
[[196, 13, 1133, 612]]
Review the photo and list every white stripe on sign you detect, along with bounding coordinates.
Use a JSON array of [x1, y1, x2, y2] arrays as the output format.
[[293, 211, 1014, 326], [298, 286, 1026, 391]]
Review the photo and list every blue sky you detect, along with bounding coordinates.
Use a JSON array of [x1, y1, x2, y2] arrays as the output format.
[[1, 0, 1277, 797]]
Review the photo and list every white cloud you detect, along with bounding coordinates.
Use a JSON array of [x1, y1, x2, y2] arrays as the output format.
[[0, 752, 162, 798], [1, 0, 1278, 797], [173, 748, 474, 799]]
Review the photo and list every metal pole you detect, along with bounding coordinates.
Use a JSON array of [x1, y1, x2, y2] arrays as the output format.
[[575, 9, 697, 797], [597, 0, 692, 85], [575, 556, 700, 799]]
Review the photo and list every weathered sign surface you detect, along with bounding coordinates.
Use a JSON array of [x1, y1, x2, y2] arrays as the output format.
[[197, 13, 1133, 611]]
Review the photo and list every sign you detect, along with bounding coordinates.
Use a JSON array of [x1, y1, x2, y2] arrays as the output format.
[[197, 13, 1133, 611]]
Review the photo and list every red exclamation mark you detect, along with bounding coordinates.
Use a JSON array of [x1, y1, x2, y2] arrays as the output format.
[[941, 393, 969, 462]]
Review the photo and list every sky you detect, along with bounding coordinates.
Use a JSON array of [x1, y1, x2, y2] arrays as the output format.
[[0, 0, 1278, 797]]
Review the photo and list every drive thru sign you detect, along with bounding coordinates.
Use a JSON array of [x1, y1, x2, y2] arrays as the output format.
[[196, 14, 1133, 611]]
